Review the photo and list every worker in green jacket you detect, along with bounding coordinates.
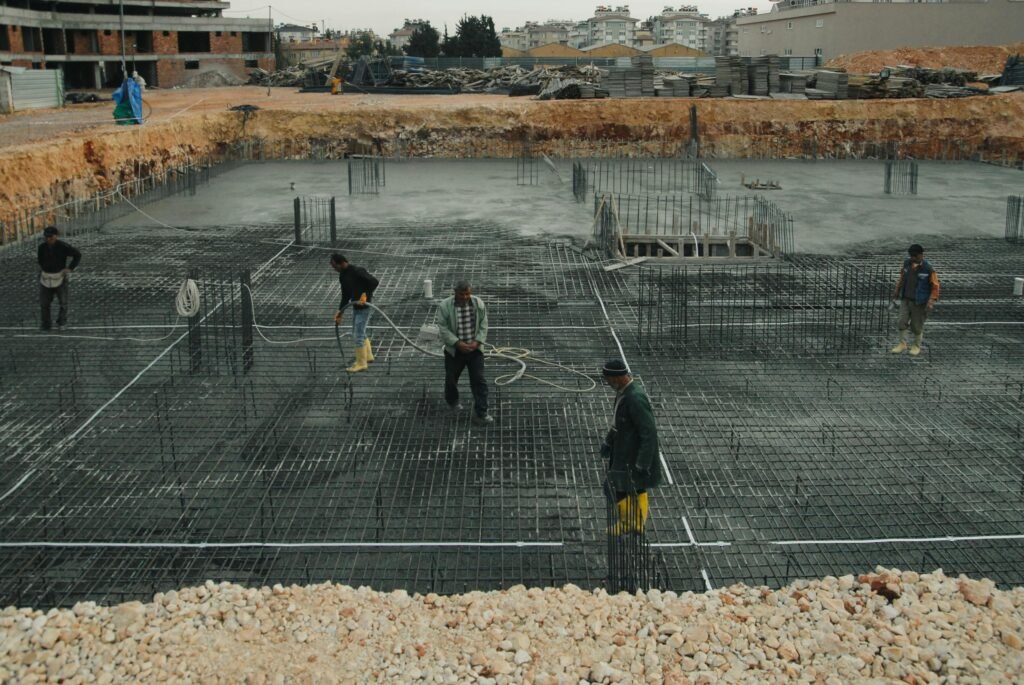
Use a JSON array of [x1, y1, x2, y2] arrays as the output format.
[[601, 358, 662, 535], [435, 280, 493, 425]]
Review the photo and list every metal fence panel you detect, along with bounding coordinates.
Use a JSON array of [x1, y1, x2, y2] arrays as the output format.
[[10, 68, 64, 111]]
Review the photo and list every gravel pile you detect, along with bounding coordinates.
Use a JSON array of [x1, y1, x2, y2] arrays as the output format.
[[2, 568, 1023, 684]]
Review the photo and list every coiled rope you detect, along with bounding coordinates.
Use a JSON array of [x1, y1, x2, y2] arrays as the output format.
[[175, 279, 201, 317]]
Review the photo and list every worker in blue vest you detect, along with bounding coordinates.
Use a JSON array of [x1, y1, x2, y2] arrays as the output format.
[[890, 244, 940, 357]]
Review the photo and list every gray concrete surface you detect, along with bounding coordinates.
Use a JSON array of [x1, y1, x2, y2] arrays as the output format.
[[108, 158, 1023, 254]]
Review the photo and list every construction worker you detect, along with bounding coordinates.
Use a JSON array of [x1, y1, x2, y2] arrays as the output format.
[[435, 280, 493, 425], [331, 254, 379, 373], [601, 358, 662, 535], [890, 243, 940, 357], [37, 226, 81, 331]]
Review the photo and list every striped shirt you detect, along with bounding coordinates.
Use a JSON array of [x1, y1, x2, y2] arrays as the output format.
[[456, 302, 476, 343]]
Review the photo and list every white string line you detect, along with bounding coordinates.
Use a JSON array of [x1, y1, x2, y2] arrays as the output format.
[[0, 324, 608, 333], [586, 263, 674, 487], [163, 97, 208, 121], [771, 533, 1024, 546], [0, 241, 297, 506], [0, 541, 564, 550], [6, 533, 1022, 551], [657, 320, 1024, 329], [115, 190, 190, 231]]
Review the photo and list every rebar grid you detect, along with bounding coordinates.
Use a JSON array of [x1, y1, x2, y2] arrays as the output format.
[[635, 261, 891, 355], [1008, 196, 1024, 243], [573, 159, 717, 198], [347, 157, 386, 195], [595, 192, 776, 239], [884, 160, 920, 195], [2, 164, 1024, 608]]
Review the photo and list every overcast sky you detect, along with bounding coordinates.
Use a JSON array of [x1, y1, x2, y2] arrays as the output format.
[[224, 1, 772, 36]]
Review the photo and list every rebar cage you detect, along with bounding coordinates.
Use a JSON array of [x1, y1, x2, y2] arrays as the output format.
[[348, 156, 386, 195], [884, 160, 919, 195], [1007, 196, 1024, 243]]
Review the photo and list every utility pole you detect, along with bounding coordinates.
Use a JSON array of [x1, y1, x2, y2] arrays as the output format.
[[118, 0, 127, 81]]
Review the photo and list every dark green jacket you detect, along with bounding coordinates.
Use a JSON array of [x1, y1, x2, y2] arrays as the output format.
[[604, 382, 662, 492]]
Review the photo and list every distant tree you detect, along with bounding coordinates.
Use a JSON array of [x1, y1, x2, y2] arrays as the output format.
[[441, 15, 501, 58], [345, 31, 376, 59], [405, 22, 440, 58], [440, 25, 458, 57], [376, 40, 403, 57]]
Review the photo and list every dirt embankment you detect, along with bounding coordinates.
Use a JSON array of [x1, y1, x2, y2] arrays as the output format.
[[2, 92, 1023, 236], [827, 43, 1024, 74]]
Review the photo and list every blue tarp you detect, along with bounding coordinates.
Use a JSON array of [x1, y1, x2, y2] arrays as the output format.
[[112, 78, 143, 125]]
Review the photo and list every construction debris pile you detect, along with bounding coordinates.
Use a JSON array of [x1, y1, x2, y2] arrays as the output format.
[[399, 64, 605, 94], [247, 54, 1013, 101], [1001, 55, 1024, 87], [248, 60, 607, 97]]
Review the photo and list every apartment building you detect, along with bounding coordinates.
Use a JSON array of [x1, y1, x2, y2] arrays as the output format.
[[651, 6, 710, 53], [525, 21, 573, 49], [388, 19, 429, 53], [587, 6, 639, 46], [0, 0, 273, 89], [736, 0, 1024, 60], [276, 24, 316, 44]]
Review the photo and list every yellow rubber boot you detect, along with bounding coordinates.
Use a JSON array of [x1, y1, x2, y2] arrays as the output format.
[[364, 338, 375, 363], [909, 333, 923, 356], [347, 345, 368, 373], [635, 492, 649, 533], [890, 331, 907, 354], [608, 497, 632, 536]]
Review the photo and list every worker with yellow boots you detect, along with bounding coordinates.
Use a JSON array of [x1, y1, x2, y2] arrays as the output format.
[[331, 253, 379, 373], [601, 359, 662, 535]]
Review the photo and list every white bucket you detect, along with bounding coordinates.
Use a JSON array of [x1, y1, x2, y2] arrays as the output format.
[[1014, 277, 1024, 297], [423, 279, 433, 299]]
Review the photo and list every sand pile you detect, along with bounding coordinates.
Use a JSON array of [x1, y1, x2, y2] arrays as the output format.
[[827, 43, 1024, 75]]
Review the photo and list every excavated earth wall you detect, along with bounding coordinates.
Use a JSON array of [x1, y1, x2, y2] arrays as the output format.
[[2, 95, 1023, 238]]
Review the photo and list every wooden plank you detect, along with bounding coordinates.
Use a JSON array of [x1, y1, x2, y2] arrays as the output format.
[[603, 257, 649, 272], [655, 239, 679, 257]]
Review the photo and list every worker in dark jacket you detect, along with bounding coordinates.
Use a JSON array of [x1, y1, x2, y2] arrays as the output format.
[[890, 243, 940, 357], [331, 253, 379, 373], [37, 226, 81, 331], [601, 358, 662, 535]]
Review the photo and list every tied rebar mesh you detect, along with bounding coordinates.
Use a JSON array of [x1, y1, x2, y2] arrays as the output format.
[[293, 196, 337, 246], [347, 156, 386, 195], [183, 268, 256, 376], [0, 161, 212, 251], [752, 197, 796, 256], [592, 192, 794, 259], [573, 158, 717, 198], [884, 160, 919, 195], [572, 161, 589, 203], [605, 484, 660, 594], [1006, 196, 1024, 243], [516, 145, 539, 186], [635, 260, 890, 355]]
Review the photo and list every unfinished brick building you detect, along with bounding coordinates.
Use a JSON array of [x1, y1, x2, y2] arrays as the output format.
[[0, 0, 274, 89]]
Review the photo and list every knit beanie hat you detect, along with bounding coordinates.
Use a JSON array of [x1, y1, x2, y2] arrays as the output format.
[[602, 358, 629, 377]]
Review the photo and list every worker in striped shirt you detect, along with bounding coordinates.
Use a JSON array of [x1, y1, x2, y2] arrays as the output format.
[[436, 280, 493, 425]]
